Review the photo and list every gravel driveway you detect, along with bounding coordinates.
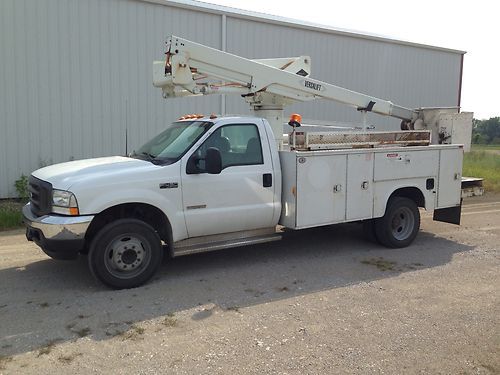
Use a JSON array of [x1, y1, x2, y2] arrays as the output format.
[[0, 195, 499, 374]]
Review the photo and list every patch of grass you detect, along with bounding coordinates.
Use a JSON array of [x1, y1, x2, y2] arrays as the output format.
[[0, 355, 13, 370], [276, 286, 289, 292], [225, 306, 242, 313], [58, 352, 82, 364], [471, 144, 500, 151], [463, 149, 500, 192], [15, 175, 29, 201], [74, 327, 91, 338], [105, 329, 125, 337], [0, 200, 24, 231], [134, 326, 145, 334], [162, 315, 178, 327], [119, 324, 145, 341], [361, 258, 425, 272], [37, 339, 61, 357], [479, 363, 499, 373], [361, 257, 397, 271]]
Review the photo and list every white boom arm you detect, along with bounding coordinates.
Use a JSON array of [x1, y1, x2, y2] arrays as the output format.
[[153, 35, 471, 150]]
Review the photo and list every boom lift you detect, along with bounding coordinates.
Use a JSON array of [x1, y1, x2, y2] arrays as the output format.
[[153, 35, 472, 150]]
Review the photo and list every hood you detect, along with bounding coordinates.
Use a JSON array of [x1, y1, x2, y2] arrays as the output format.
[[32, 156, 153, 190]]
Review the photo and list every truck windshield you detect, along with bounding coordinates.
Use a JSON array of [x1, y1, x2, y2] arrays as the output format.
[[131, 120, 213, 164]]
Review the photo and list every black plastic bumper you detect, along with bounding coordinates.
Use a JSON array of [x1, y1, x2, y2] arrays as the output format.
[[26, 227, 84, 260]]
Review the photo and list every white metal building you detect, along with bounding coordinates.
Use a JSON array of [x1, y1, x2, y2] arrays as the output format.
[[0, 0, 465, 198]]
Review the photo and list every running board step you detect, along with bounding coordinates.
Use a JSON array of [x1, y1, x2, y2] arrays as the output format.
[[172, 233, 282, 257]]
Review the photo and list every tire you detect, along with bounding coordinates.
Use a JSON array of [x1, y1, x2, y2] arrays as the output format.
[[88, 218, 163, 289], [374, 197, 420, 248]]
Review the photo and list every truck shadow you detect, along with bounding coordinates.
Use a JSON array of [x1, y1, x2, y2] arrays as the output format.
[[0, 223, 473, 357]]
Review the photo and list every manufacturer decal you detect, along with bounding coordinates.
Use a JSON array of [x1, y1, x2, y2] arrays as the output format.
[[386, 153, 399, 158], [159, 182, 179, 189], [303, 80, 324, 92]]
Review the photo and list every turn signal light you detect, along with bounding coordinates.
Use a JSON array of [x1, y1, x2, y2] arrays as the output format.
[[69, 207, 79, 216]]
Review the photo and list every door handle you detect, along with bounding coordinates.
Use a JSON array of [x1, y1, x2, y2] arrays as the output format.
[[263, 173, 272, 187]]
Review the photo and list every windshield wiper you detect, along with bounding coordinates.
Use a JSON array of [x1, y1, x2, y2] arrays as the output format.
[[130, 151, 159, 163], [140, 152, 156, 160]]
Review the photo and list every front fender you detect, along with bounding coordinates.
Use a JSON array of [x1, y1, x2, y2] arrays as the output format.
[[78, 188, 187, 242]]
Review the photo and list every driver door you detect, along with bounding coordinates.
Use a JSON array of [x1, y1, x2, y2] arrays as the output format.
[[180, 122, 276, 238]]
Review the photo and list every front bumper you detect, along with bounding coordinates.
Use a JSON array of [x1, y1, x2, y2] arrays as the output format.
[[23, 204, 94, 260]]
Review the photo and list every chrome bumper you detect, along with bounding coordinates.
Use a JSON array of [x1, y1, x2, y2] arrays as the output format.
[[22, 203, 94, 240]]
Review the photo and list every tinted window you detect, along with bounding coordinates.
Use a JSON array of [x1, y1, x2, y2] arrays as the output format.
[[197, 124, 263, 170]]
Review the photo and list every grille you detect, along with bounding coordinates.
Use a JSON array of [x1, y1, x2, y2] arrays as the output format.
[[28, 175, 52, 216]]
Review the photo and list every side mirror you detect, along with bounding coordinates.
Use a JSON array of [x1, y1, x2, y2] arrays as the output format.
[[205, 147, 222, 174], [186, 154, 201, 174]]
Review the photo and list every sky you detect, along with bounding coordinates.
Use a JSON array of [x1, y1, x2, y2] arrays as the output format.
[[202, 0, 498, 120]]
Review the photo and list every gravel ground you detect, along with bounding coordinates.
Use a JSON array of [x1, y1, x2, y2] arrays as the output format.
[[0, 195, 499, 374]]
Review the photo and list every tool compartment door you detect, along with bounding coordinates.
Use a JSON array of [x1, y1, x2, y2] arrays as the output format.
[[296, 154, 347, 228], [374, 150, 439, 182], [346, 153, 374, 220], [437, 148, 463, 208]]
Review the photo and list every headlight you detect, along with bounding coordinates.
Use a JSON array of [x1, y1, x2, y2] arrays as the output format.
[[52, 189, 79, 215]]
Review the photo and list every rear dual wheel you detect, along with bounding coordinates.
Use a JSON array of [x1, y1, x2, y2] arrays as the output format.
[[366, 197, 420, 248]]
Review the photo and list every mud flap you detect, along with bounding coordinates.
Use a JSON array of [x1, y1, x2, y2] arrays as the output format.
[[433, 202, 462, 225]]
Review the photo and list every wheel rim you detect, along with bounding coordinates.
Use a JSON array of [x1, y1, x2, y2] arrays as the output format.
[[103, 233, 152, 279], [390, 206, 415, 241]]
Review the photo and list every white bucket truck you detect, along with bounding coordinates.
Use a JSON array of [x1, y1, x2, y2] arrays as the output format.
[[23, 36, 472, 288]]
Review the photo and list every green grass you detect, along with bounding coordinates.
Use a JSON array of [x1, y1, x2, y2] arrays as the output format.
[[471, 144, 500, 151], [0, 200, 24, 231], [463, 148, 500, 193]]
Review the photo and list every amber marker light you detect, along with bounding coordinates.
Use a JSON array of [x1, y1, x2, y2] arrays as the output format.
[[69, 207, 79, 216], [288, 113, 302, 127]]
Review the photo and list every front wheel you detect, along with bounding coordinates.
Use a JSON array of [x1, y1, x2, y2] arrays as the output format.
[[374, 197, 420, 248], [88, 219, 163, 289]]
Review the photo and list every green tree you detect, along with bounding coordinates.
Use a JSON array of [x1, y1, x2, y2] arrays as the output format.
[[472, 117, 500, 144]]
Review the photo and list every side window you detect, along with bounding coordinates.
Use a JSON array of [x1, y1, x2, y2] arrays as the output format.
[[197, 124, 263, 170]]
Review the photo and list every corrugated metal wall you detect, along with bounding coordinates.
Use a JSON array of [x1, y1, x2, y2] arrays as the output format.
[[0, 0, 462, 198]]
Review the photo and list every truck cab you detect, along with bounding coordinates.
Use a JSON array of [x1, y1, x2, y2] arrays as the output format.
[[24, 116, 283, 288]]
